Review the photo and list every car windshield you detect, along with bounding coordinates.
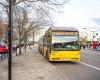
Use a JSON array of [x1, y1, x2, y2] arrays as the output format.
[[52, 35, 79, 51]]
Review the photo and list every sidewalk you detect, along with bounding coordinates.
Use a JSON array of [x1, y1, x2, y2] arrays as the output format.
[[0, 45, 69, 80]]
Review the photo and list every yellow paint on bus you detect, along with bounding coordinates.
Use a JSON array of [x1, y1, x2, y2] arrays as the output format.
[[49, 51, 80, 61]]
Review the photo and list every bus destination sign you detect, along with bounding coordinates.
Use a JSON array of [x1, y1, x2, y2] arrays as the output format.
[[52, 31, 78, 36]]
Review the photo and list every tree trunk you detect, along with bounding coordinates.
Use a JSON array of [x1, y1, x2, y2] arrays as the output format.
[[19, 35, 22, 55], [24, 33, 27, 53], [33, 32, 34, 45]]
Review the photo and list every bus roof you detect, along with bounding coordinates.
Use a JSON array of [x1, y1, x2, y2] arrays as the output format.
[[50, 27, 78, 31]]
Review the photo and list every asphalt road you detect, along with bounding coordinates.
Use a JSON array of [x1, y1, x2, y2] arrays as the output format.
[[51, 49, 100, 80]]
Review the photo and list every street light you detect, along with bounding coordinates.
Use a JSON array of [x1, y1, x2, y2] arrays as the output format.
[[8, 0, 16, 80]]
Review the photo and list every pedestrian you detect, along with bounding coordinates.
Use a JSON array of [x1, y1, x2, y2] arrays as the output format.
[[83, 44, 86, 49], [88, 42, 91, 49], [28, 42, 31, 48], [99, 43, 100, 50], [16, 43, 18, 56], [96, 43, 100, 50], [90, 43, 92, 49]]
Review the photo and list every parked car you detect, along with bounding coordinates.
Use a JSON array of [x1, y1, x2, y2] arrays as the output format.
[[0, 43, 8, 54]]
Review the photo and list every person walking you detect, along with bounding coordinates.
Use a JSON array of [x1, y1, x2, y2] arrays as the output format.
[[28, 42, 31, 48], [97, 42, 100, 50]]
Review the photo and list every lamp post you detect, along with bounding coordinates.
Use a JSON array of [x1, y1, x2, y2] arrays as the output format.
[[8, 0, 16, 80], [8, 0, 12, 80]]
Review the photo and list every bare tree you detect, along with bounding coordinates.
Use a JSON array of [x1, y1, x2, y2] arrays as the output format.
[[0, 0, 70, 54], [13, 6, 27, 54], [13, 6, 43, 54], [0, 0, 69, 25]]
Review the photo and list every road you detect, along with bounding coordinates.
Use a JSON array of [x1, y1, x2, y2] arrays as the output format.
[[51, 49, 100, 80]]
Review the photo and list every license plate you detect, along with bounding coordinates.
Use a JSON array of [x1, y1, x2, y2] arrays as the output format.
[[62, 58, 69, 61]]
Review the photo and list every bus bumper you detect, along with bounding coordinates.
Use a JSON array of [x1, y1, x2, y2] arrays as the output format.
[[49, 51, 80, 62]]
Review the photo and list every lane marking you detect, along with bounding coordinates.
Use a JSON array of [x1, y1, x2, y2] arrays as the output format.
[[80, 62, 100, 71]]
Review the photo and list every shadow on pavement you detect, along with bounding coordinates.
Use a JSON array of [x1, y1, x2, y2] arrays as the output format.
[[51, 61, 79, 65]]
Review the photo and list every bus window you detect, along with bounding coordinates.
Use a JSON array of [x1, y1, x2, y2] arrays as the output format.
[[52, 35, 79, 51]]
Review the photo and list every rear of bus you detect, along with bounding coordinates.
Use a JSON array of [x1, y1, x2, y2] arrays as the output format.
[[49, 28, 80, 62]]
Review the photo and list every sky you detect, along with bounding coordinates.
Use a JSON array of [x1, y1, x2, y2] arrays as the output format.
[[1, 0, 100, 41], [53, 0, 100, 31]]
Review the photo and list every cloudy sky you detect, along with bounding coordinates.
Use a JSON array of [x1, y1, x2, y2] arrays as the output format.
[[53, 0, 100, 31]]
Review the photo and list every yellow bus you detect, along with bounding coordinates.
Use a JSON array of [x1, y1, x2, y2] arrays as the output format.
[[38, 27, 80, 61]]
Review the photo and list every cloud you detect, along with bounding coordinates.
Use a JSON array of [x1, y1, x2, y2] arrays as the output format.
[[92, 18, 100, 25], [52, 0, 100, 32]]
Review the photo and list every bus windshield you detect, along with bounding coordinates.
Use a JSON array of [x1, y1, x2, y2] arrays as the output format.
[[52, 35, 79, 51]]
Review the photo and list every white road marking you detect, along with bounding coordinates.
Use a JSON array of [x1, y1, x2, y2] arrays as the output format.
[[80, 62, 100, 71]]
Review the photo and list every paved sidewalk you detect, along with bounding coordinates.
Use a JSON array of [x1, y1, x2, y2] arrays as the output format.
[[0, 45, 69, 80]]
